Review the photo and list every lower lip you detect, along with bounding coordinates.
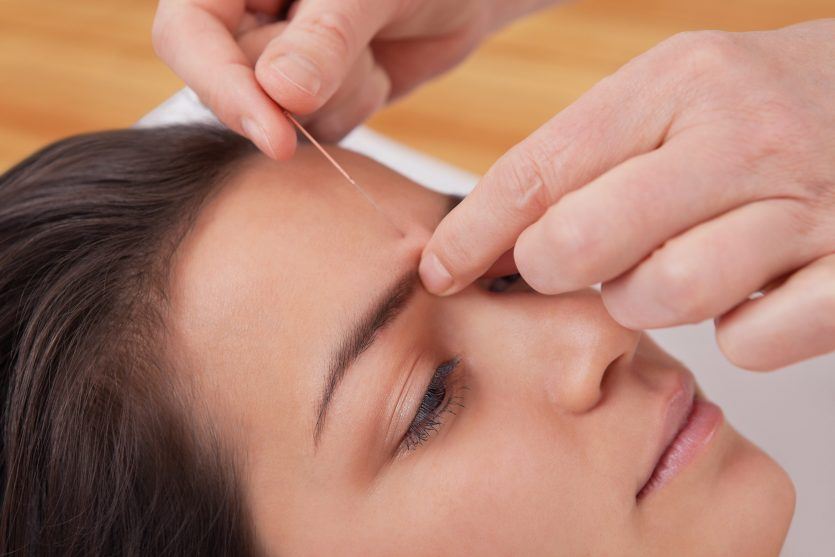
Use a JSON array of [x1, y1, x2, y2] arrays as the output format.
[[638, 397, 724, 499]]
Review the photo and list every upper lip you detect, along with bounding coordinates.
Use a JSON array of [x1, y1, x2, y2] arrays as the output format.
[[637, 370, 696, 495]]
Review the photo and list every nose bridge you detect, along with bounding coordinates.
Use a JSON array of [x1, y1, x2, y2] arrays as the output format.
[[443, 289, 640, 414]]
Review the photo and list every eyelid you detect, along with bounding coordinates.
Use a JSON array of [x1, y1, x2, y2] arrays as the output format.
[[382, 354, 428, 449], [397, 357, 464, 455]]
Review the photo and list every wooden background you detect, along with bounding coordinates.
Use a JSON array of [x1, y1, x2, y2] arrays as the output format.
[[0, 0, 831, 172]]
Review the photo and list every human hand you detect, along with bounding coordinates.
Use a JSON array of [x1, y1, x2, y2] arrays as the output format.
[[152, 0, 553, 159], [420, 19, 835, 371]]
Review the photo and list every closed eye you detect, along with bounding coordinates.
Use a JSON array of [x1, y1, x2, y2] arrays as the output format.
[[488, 274, 522, 293], [399, 358, 464, 453]]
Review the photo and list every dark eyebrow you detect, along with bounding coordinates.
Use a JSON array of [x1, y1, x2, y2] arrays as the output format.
[[313, 271, 417, 446], [312, 193, 463, 448]]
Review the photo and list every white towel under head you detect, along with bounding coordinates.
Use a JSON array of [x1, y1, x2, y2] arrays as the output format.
[[138, 88, 478, 197]]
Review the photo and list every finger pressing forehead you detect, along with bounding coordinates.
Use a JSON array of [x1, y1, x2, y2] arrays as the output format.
[[419, 56, 680, 295]]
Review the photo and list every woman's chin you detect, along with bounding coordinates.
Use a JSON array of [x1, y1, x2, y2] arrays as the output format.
[[716, 427, 796, 556], [636, 420, 795, 556]]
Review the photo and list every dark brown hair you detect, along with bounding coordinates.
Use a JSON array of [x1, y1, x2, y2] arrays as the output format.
[[0, 125, 263, 556]]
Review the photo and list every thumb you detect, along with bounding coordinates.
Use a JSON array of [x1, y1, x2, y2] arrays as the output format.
[[254, 0, 396, 115]]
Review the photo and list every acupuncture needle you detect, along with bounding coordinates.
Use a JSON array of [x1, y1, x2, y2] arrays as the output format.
[[282, 110, 405, 237]]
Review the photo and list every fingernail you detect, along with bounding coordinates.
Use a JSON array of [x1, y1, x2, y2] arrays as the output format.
[[241, 117, 275, 158], [272, 53, 322, 96], [419, 252, 454, 295]]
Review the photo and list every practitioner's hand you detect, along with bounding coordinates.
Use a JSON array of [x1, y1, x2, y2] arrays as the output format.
[[420, 20, 835, 371], [152, 0, 553, 159]]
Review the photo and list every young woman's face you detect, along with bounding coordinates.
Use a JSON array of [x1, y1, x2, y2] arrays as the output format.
[[167, 147, 794, 556]]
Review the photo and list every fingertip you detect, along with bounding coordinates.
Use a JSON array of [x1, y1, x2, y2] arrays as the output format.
[[421, 183, 527, 296], [513, 225, 572, 296], [599, 282, 646, 331], [715, 327, 779, 372], [270, 115, 298, 160], [418, 251, 457, 296], [270, 134, 297, 161], [241, 114, 297, 160], [714, 301, 787, 372], [270, 52, 323, 97], [240, 117, 275, 159]]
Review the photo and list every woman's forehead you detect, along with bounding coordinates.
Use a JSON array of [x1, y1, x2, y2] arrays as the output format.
[[163, 146, 445, 454], [222, 147, 449, 239], [167, 145, 442, 347]]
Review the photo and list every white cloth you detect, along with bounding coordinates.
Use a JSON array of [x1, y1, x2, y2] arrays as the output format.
[[137, 88, 478, 197]]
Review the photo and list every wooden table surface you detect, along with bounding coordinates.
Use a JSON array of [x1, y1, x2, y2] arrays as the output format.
[[0, 0, 831, 173]]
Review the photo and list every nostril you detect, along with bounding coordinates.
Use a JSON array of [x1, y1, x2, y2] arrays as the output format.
[[545, 350, 625, 414], [599, 352, 624, 394]]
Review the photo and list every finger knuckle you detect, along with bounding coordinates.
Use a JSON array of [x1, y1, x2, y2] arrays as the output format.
[[540, 213, 597, 283], [496, 143, 554, 216], [599, 286, 634, 327], [734, 98, 815, 174], [715, 326, 775, 371], [660, 30, 742, 80], [362, 67, 392, 111], [756, 106, 829, 202], [301, 11, 356, 61], [150, 14, 172, 59], [651, 252, 710, 322], [783, 199, 826, 249], [798, 170, 835, 216]]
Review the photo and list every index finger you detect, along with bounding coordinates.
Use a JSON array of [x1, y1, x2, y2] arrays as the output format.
[[152, 0, 297, 159], [419, 58, 679, 296]]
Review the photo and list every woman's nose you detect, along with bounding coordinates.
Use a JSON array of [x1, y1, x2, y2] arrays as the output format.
[[538, 294, 640, 413], [447, 286, 641, 414]]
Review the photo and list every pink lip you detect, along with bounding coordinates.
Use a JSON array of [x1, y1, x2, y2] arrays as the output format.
[[637, 373, 723, 499]]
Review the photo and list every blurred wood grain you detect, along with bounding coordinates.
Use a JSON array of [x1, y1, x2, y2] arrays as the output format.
[[0, 0, 831, 172]]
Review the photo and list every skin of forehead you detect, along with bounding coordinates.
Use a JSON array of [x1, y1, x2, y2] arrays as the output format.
[[164, 145, 444, 463]]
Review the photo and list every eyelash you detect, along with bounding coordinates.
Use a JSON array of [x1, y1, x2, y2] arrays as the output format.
[[400, 357, 465, 453], [488, 273, 522, 293]]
